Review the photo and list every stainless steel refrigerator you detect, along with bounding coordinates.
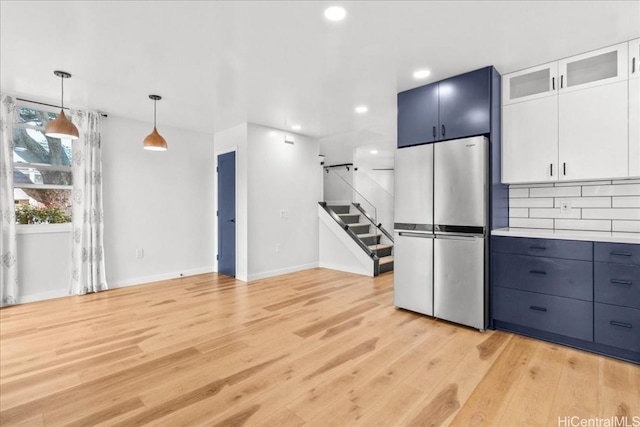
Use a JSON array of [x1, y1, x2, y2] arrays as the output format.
[[394, 136, 488, 330]]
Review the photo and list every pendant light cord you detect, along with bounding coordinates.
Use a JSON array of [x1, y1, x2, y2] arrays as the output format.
[[60, 75, 64, 109], [154, 99, 157, 126]]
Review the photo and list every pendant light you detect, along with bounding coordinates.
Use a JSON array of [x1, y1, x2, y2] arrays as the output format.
[[143, 95, 167, 151], [44, 71, 79, 140]]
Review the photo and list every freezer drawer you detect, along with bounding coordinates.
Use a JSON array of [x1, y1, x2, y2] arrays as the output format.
[[434, 236, 485, 329], [434, 136, 487, 228], [394, 232, 434, 316], [394, 144, 433, 227]]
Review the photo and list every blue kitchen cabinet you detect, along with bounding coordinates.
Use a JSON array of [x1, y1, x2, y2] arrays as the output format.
[[492, 236, 640, 364], [397, 66, 494, 148], [397, 84, 439, 147]]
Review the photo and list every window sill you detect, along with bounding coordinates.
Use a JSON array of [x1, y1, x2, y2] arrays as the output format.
[[16, 223, 72, 234]]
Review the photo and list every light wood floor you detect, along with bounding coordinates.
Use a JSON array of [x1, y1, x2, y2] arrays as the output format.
[[1, 268, 638, 427]]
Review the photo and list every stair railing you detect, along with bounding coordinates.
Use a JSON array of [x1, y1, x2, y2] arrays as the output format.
[[323, 165, 393, 244]]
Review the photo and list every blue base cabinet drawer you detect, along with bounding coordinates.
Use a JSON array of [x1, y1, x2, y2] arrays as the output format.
[[594, 262, 640, 309], [493, 287, 593, 341], [595, 242, 640, 266], [492, 236, 592, 261], [493, 253, 592, 301], [595, 303, 640, 353]]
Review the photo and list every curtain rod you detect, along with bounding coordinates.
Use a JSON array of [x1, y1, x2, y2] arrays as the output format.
[[15, 97, 108, 117]]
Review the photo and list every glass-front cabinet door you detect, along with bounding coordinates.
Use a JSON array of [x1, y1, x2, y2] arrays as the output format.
[[558, 43, 628, 93], [503, 62, 558, 105]]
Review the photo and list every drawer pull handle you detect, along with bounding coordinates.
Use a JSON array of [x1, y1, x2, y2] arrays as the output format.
[[529, 246, 546, 251], [610, 251, 632, 257], [609, 321, 632, 329], [530, 306, 547, 312], [610, 279, 632, 286], [529, 270, 547, 275]]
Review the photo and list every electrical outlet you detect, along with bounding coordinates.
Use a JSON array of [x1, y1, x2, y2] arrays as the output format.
[[135, 248, 144, 259], [280, 210, 289, 218], [560, 200, 571, 214], [275, 243, 281, 253]]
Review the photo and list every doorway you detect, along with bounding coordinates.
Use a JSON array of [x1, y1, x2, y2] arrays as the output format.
[[217, 150, 236, 277]]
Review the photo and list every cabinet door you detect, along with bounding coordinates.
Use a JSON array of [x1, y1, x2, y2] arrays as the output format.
[[503, 62, 558, 105], [438, 67, 491, 141], [629, 38, 640, 79], [502, 96, 558, 183], [559, 81, 629, 180], [558, 43, 628, 93], [397, 84, 439, 147], [630, 77, 640, 177]]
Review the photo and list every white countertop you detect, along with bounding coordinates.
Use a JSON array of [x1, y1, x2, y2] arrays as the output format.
[[491, 228, 640, 244]]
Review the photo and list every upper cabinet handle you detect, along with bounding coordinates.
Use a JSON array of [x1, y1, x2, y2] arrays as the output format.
[[633, 57, 636, 74], [552, 77, 555, 90], [432, 126, 436, 139], [550, 163, 553, 176], [441, 125, 446, 137], [560, 75, 564, 88], [563, 162, 566, 176]]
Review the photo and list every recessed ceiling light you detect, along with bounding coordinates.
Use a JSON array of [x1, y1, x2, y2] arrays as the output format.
[[355, 105, 368, 114], [324, 6, 346, 21], [291, 125, 301, 131], [413, 69, 431, 79], [370, 149, 378, 154]]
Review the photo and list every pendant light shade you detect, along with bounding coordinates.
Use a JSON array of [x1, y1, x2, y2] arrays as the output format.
[[143, 95, 167, 151], [45, 71, 79, 140]]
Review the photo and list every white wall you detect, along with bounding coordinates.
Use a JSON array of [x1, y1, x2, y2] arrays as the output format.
[[246, 124, 321, 280], [16, 227, 72, 303], [213, 123, 249, 281], [15, 114, 216, 302], [102, 115, 216, 287]]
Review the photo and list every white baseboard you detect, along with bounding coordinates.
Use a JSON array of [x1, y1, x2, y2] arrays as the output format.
[[18, 288, 69, 304], [108, 266, 215, 289], [318, 262, 373, 277], [247, 262, 319, 282]]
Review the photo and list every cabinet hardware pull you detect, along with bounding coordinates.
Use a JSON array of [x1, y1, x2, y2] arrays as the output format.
[[610, 251, 632, 257], [529, 270, 547, 275], [610, 279, 632, 286], [560, 75, 564, 88], [550, 163, 553, 176], [441, 125, 446, 137], [530, 306, 547, 312], [609, 321, 632, 329], [552, 77, 555, 90], [563, 162, 566, 175], [633, 57, 636, 74], [529, 245, 546, 250], [432, 126, 436, 138]]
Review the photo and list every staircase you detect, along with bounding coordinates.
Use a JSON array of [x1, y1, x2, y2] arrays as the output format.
[[321, 203, 394, 275]]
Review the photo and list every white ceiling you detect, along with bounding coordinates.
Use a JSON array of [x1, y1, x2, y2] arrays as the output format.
[[1, 1, 639, 143]]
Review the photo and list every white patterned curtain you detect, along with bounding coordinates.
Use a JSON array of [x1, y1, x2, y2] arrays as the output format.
[[0, 95, 18, 306], [69, 110, 107, 295]]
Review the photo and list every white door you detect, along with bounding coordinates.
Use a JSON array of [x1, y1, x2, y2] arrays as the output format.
[[559, 81, 629, 180], [394, 232, 433, 316], [558, 43, 628, 94], [503, 62, 558, 105], [502, 96, 559, 183]]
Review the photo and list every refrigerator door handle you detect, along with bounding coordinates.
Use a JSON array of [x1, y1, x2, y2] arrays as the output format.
[[435, 232, 484, 240], [397, 232, 435, 238]]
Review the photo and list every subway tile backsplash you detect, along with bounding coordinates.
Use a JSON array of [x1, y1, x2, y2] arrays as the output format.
[[508, 179, 640, 233]]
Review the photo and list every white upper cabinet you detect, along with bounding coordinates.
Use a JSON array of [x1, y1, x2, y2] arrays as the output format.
[[502, 97, 558, 183], [503, 62, 558, 105], [502, 40, 637, 184], [629, 38, 640, 79], [629, 39, 640, 177], [558, 43, 628, 93], [559, 81, 629, 180]]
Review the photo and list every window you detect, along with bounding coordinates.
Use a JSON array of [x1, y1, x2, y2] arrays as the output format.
[[13, 104, 73, 224]]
